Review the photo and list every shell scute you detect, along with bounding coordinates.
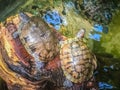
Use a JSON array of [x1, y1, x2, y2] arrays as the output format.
[[60, 37, 97, 83], [20, 16, 59, 62]]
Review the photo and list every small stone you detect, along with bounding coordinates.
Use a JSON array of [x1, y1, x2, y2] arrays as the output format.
[[63, 79, 73, 88]]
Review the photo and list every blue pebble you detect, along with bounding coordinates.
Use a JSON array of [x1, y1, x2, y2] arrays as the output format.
[[89, 33, 102, 41], [110, 65, 114, 69], [43, 11, 63, 30], [104, 11, 112, 20], [93, 24, 103, 33], [99, 82, 113, 89], [63, 79, 73, 88], [103, 68, 108, 72]]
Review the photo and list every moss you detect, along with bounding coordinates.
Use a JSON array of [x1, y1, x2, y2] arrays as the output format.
[[93, 11, 120, 58]]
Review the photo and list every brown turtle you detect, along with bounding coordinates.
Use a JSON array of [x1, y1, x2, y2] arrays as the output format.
[[0, 13, 61, 90], [60, 29, 97, 85], [19, 13, 59, 63]]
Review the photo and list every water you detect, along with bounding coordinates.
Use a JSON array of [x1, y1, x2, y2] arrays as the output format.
[[0, 0, 120, 90]]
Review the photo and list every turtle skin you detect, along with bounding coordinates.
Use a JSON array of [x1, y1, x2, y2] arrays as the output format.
[[60, 37, 97, 83]]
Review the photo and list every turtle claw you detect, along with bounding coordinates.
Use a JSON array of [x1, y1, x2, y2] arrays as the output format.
[[63, 78, 73, 88]]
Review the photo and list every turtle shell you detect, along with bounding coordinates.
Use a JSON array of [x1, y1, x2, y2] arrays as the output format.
[[60, 37, 97, 83], [20, 16, 59, 62]]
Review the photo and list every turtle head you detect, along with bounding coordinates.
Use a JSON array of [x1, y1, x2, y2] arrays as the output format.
[[76, 28, 86, 39], [19, 12, 30, 24]]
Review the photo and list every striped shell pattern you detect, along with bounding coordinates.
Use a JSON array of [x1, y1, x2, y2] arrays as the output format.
[[60, 37, 97, 83]]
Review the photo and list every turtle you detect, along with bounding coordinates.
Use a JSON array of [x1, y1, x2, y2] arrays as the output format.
[[8, 12, 60, 71], [19, 13, 59, 63], [60, 29, 97, 85], [0, 13, 61, 90], [0, 12, 60, 74]]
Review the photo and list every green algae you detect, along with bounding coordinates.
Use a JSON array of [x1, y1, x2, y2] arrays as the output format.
[[93, 11, 120, 58], [92, 11, 120, 89], [101, 12, 120, 58]]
